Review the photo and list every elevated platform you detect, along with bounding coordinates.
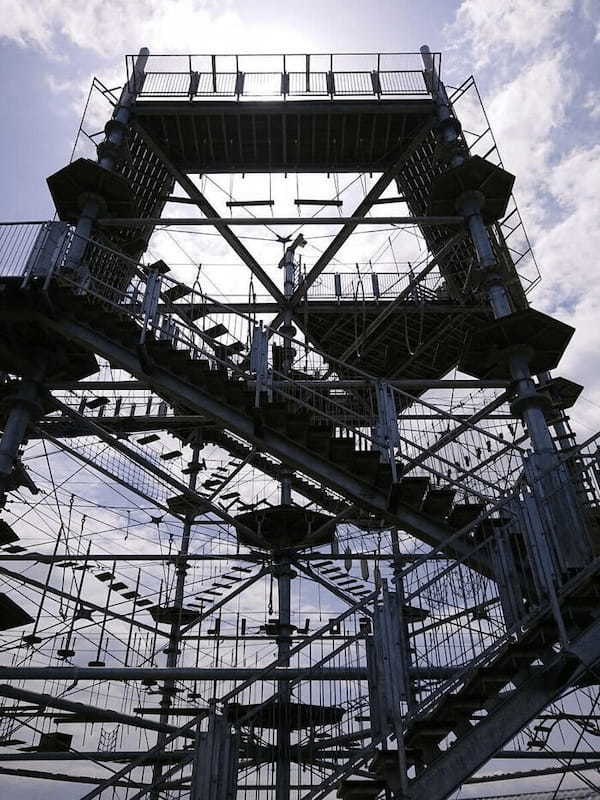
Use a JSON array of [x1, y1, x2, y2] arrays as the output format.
[[133, 99, 435, 174], [225, 699, 344, 729], [234, 504, 336, 550], [302, 298, 489, 397]]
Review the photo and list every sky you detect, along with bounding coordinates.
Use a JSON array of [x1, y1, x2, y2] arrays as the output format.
[[0, 0, 600, 798]]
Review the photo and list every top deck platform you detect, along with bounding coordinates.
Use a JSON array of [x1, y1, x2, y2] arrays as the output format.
[[129, 52, 437, 173]]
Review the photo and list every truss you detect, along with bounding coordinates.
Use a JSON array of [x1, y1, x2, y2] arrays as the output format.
[[0, 47, 597, 800]]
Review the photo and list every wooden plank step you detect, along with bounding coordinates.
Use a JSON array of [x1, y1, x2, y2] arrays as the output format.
[[329, 437, 355, 463], [162, 284, 192, 302], [307, 425, 332, 455], [395, 476, 430, 508], [218, 341, 245, 355], [138, 434, 160, 445], [204, 323, 228, 338], [422, 488, 456, 519], [160, 450, 182, 461], [353, 450, 382, 482], [449, 503, 484, 528]]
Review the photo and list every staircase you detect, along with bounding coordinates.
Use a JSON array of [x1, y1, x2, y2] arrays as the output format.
[[8, 265, 506, 568], [372, 558, 600, 800]]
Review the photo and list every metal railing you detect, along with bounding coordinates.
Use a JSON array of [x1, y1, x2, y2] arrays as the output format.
[[302, 271, 446, 301], [126, 52, 438, 101]]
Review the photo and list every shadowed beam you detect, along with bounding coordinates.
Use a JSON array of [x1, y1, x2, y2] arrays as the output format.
[[0, 685, 196, 738], [131, 121, 285, 304]]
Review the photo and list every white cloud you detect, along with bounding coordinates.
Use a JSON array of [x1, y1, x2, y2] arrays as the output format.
[[0, 0, 310, 58], [447, 0, 576, 66], [485, 48, 578, 219], [584, 88, 600, 119], [534, 143, 600, 309]]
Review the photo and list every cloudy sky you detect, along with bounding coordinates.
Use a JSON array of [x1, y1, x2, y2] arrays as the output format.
[[0, 1, 599, 797], [1, 0, 599, 433]]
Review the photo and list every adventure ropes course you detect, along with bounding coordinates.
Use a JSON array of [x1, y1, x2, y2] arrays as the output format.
[[0, 48, 599, 799]]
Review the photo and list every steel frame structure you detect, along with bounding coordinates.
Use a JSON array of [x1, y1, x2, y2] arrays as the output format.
[[0, 46, 598, 800]]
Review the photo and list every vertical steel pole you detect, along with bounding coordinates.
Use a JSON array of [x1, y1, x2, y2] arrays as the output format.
[[150, 440, 201, 799]]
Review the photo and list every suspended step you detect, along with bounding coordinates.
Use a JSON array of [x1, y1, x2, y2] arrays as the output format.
[[294, 199, 343, 207], [3, 545, 26, 553], [204, 323, 228, 339], [203, 479, 222, 490], [94, 572, 114, 582], [138, 434, 160, 445], [216, 341, 245, 356], [85, 396, 109, 409], [136, 599, 153, 607], [220, 492, 240, 501], [160, 450, 182, 461], [226, 200, 274, 208], [161, 283, 192, 302], [371, 196, 406, 204], [110, 582, 127, 591]]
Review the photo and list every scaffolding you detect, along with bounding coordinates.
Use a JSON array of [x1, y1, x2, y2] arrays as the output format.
[[0, 47, 598, 800]]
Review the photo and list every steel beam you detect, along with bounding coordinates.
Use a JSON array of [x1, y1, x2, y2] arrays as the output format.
[[131, 121, 285, 304], [0, 685, 195, 738], [0, 666, 456, 680], [98, 215, 464, 227]]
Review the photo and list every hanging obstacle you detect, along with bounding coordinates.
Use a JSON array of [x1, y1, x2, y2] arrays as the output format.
[[226, 199, 274, 208], [294, 198, 343, 207], [371, 196, 407, 204]]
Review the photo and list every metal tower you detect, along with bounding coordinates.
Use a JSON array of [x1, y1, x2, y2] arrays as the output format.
[[0, 48, 599, 799]]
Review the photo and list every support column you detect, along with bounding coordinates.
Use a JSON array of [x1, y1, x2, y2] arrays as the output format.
[[273, 554, 294, 800], [420, 44, 558, 465], [65, 47, 149, 277], [273, 461, 297, 800], [150, 440, 200, 799], [0, 375, 45, 506]]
